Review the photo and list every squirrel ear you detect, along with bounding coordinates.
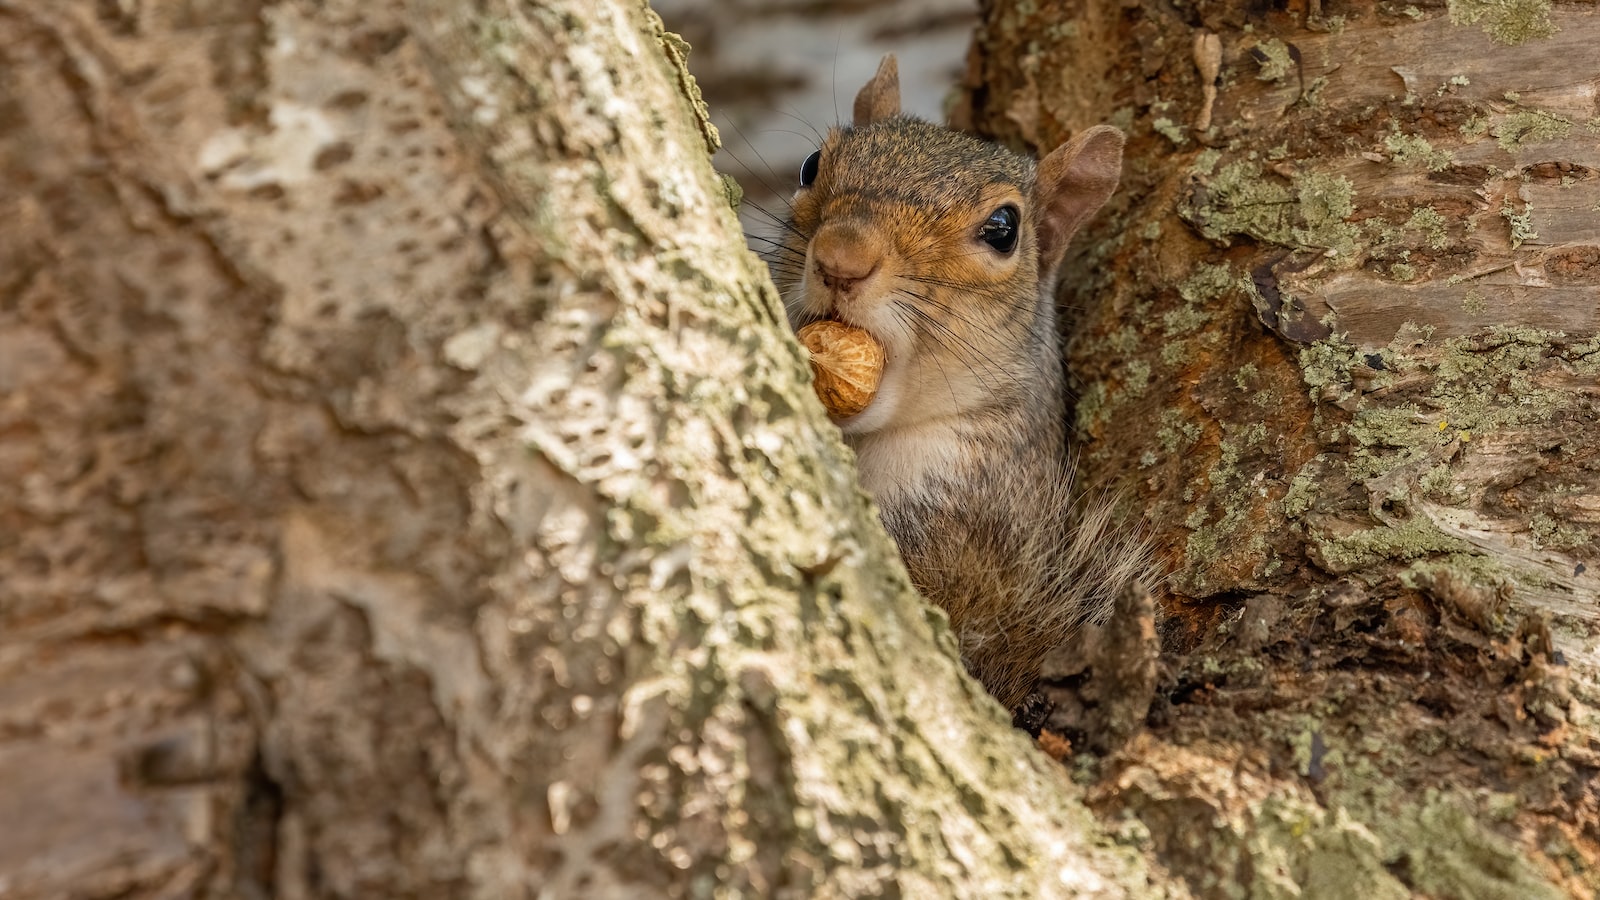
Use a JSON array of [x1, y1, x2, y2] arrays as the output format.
[[1033, 125, 1125, 275], [852, 54, 900, 127]]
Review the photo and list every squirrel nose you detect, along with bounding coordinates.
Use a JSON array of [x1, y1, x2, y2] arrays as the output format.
[[811, 225, 883, 297]]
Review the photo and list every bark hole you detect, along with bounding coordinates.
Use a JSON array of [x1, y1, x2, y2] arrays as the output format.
[[233, 751, 284, 898]]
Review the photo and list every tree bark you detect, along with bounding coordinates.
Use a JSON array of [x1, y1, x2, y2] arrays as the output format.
[[0, 0, 1174, 896], [956, 0, 1599, 895]]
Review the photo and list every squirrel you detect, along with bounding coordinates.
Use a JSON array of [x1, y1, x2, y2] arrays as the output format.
[[767, 55, 1152, 711]]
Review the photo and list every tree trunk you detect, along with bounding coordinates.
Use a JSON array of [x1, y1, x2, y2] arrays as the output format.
[[7, 0, 1596, 895], [0, 0, 1172, 896], [955, 0, 1599, 894]]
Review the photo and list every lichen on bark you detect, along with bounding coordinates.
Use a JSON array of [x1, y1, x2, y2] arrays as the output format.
[[961, 0, 1600, 892]]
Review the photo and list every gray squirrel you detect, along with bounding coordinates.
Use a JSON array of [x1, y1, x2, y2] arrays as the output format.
[[769, 55, 1152, 710]]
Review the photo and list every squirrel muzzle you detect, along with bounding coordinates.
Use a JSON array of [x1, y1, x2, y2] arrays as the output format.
[[810, 221, 886, 309]]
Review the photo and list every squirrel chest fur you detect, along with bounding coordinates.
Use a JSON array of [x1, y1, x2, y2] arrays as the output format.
[[771, 56, 1147, 710]]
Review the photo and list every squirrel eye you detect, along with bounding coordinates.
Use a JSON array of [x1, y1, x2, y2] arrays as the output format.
[[980, 205, 1020, 254], [798, 150, 822, 187]]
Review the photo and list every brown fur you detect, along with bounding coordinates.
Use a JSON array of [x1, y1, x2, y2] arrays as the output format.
[[770, 56, 1150, 709]]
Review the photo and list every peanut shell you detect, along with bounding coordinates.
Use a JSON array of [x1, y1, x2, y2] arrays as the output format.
[[796, 320, 885, 419]]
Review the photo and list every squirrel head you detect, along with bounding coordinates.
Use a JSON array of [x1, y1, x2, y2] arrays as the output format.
[[776, 55, 1124, 437]]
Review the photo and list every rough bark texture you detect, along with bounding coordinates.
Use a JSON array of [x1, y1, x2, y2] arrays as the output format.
[[956, 0, 1600, 895], [0, 0, 1178, 896]]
